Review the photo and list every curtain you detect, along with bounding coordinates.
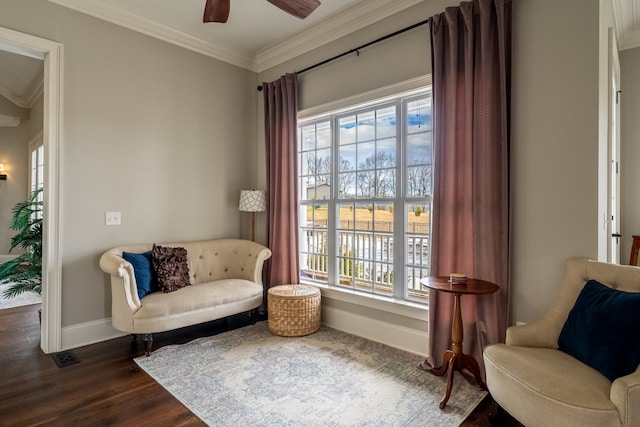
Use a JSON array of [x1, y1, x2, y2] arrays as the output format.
[[263, 73, 300, 288], [423, 0, 511, 378]]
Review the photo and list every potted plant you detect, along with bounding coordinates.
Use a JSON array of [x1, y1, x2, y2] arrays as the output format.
[[0, 188, 43, 298]]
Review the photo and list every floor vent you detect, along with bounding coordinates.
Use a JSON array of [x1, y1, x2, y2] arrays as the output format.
[[51, 350, 80, 368]]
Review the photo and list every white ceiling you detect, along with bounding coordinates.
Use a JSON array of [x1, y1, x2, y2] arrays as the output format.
[[2, 0, 640, 127]]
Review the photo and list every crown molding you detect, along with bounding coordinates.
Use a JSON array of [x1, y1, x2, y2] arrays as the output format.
[[0, 114, 21, 127], [612, 0, 640, 50], [612, 0, 624, 48], [49, 0, 423, 73], [48, 0, 258, 71], [0, 82, 24, 108], [0, 67, 44, 109], [255, 0, 424, 73], [23, 67, 45, 108], [620, 31, 640, 50]]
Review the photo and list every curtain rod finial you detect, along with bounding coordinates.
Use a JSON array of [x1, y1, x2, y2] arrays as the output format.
[[257, 85, 263, 91]]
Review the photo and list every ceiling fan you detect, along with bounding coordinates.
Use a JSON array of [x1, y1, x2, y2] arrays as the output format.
[[203, 0, 321, 23]]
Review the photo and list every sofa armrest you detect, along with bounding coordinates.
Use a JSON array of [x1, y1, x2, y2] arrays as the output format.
[[243, 244, 272, 284], [99, 251, 141, 313], [611, 366, 640, 427]]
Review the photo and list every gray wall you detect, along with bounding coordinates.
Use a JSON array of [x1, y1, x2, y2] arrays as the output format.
[[510, 0, 601, 322], [1, 0, 258, 327]]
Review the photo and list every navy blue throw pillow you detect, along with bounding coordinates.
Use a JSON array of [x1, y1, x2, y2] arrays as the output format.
[[558, 279, 640, 381], [122, 251, 158, 299]]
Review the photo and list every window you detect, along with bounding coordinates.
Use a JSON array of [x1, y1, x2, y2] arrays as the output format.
[[28, 133, 44, 219], [298, 89, 432, 304]]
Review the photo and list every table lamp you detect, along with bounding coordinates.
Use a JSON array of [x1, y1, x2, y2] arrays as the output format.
[[239, 190, 266, 241]]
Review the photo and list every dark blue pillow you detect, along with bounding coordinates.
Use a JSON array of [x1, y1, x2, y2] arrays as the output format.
[[558, 279, 640, 381], [122, 251, 158, 299]]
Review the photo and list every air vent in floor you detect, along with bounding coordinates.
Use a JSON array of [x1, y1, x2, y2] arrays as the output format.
[[51, 350, 80, 368]]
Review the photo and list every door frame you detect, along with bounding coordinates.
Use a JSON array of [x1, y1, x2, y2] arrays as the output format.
[[0, 26, 63, 353], [607, 29, 621, 264]]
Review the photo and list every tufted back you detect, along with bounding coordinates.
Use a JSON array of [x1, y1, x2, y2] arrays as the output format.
[[181, 239, 271, 285], [102, 238, 271, 286]]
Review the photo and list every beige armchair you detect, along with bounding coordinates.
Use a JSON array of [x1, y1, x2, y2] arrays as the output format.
[[483, 258, 640, 427]]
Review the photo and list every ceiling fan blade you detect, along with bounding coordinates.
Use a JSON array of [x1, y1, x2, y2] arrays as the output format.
[[266, 0, 321, 19], [203, 0, 230, 23]]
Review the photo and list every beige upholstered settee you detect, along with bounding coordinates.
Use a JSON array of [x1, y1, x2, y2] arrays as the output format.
[[99, 239, 271, 355], [484, 258, 640, 427]]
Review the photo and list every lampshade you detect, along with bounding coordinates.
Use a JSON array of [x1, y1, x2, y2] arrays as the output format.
[[239, 190, 266, 212], [0, 164, 4, 172]]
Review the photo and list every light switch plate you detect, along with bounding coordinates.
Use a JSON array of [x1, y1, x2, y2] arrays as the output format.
[[105, 211, 121, 226]]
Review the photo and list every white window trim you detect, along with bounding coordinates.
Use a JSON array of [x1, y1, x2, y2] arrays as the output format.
[[305, 280, 428, 320]]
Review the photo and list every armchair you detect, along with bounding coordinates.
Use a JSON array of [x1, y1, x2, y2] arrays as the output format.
[[483, 258, 640, 427]]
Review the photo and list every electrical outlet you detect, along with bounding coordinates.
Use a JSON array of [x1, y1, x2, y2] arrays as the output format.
[[105, 211, 121, 226]]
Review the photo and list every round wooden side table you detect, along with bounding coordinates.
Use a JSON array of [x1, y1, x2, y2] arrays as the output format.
[[420, 276, 499, 409], [267, 284, 321, 337]]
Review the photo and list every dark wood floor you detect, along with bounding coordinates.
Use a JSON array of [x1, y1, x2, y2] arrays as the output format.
[[0, 303, 522, 426]]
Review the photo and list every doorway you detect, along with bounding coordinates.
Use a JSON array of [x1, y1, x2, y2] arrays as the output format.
[[0, 26, 62, 353]]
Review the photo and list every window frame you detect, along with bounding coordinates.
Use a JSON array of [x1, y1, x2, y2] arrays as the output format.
[[298, 78, 433, 307]]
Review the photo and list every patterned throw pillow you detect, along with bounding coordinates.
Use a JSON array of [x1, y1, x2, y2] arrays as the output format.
[[151, 244, 191, 293]]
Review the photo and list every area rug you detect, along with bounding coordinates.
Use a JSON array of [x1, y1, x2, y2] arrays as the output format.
[[0, 283, 41, 310], [135, 322, 486, 426]]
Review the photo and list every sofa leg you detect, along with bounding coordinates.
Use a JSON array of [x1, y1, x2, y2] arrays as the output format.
[[249, 309, 258, 324], [143, 333, 153, 356], [488, 398, 503, 424]]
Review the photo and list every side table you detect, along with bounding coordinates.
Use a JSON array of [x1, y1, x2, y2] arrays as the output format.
[[268, 284, 321, 336], [420, 276, 499, 409]]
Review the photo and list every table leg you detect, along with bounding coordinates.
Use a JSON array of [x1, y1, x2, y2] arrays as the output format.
[[433, 293, 464, 409], [420, 292, 487, 408], [440, 352, 457, 409], [459, 353, 488, 390], [430, 350, 455, 376]]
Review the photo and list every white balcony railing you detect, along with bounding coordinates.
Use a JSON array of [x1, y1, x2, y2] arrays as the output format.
[[300, 228, 430, 302]]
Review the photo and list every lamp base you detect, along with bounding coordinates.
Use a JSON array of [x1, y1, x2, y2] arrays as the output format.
[[251, 211, 256, 241]]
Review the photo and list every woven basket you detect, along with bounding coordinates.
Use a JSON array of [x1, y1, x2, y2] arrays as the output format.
[[268, 284, 321, 336]]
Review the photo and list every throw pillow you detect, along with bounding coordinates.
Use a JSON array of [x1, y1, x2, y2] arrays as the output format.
[[122, 251, 158, 299], [151, 244, 191, 293], [558, 279, 640, 381]]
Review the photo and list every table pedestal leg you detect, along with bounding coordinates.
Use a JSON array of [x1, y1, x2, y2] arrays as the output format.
[[427, 292, 487, 409], [430, 350, 458, 409]]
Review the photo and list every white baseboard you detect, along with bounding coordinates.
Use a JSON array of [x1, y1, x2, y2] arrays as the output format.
[[321, 305, 429, 356], [61, 306, 430, 357], [61, 317, 126, 351]]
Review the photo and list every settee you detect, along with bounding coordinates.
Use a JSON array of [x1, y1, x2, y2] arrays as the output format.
[[483, 258, 640, 427], [99, 238, 272, 355]]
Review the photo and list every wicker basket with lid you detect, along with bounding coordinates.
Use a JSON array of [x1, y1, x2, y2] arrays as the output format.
[[267, 284, 321, 336]]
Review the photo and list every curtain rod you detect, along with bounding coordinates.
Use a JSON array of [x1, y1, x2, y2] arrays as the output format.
[[257, 18, 430, 91]]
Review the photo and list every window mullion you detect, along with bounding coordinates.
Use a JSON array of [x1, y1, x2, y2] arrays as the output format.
[[327, 118, 339, 285], [393, 99, 405, 299]]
